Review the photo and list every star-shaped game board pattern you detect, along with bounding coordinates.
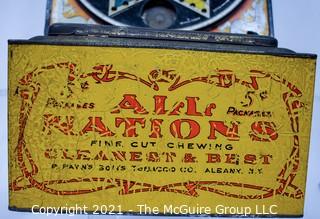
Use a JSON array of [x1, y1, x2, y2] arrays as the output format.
[[108, 0, 210, 18]]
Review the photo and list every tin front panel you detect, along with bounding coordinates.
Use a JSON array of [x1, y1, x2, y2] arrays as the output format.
[[8, 44, 315, 216]]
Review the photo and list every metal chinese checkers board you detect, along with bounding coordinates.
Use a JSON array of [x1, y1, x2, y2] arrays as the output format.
[[8, 25, 316, 217], [46, 0, 273, 35]]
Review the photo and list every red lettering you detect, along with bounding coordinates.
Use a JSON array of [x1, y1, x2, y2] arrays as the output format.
[[170, 119, 200, 139], [116, 117, 146, 137], [244, 154, 257, 165], [80, 117, 115, 136], [206, 154, 221, 163], [76, 150, 91, 160], [130, 151, 142, 161], [62, 149, 74, 160], [154, 95, 167, 114], [147, 152, 160, 162], [94, 151, 108, 160], [225, 154, 239, 164], [185, 97, 202, 116], [183, 153, 197, 163], [43, 114, 75, 135], [250, 121, 278, 142], [44, 148, 57, 159], [111, 94, 148, 114], [204, 103, 216, 116], [208, 121, 239, 141], [149, 119, 163, 138], [112, 151, 126, 161], [169, 102, 184, 115], [261, 154, 272, 164]]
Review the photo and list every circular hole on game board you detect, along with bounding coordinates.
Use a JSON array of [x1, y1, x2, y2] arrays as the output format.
[[142, 0, 177, 29]]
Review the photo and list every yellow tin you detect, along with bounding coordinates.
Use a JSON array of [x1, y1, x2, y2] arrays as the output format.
[[8, 24, 316, 217]]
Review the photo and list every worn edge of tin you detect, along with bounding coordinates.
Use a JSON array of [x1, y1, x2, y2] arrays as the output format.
[[47, 23, 278, 47], [7, 43, 11, 217], [267, 0, 274, 37], [44, 0, 53, 36], [299, 59, 318, 218], [7, 36, 317, 59]]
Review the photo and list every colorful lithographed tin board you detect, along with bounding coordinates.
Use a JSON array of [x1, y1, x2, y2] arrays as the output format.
[[46, 0, 273, 35], [8, 29, 316, 216]]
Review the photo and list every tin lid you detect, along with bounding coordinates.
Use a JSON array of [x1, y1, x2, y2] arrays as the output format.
[[12, 23, 316, 58], [48, 23, 278, 48]]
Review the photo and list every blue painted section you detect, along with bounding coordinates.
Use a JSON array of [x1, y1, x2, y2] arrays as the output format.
[[114, 0, 130, 7]]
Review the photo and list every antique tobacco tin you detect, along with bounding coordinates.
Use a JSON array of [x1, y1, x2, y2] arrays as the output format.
[[8, 24, 316, 217]]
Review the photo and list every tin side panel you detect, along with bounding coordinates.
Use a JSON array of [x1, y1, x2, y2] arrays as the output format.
[[8, 44, 316, 216]]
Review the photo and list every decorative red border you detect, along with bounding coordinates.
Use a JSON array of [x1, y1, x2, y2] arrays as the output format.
[[10, 62, 304, 200]]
